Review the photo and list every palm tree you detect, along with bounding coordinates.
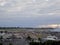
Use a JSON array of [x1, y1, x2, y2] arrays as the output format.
[[26, 36, 32, 41], [38, 38, 42, 42], [0, 43, 3, 45], [9, 43, 13, 45], [0, 36, 3, 42]]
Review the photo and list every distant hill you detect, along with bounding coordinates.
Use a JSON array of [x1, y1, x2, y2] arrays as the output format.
[[0, 27, 54, 30]]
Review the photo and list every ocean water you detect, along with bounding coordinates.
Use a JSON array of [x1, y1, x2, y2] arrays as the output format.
[[51, 28, 60, 32]]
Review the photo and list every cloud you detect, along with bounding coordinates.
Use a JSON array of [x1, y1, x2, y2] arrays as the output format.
[[0, 0, 60, 17], [0, 0, 52, 12], [0, 0, 60, 27]]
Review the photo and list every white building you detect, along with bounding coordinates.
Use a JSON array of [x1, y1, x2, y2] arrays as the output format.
[[43, 35, 58, 41], [0, 33, 12, 39]]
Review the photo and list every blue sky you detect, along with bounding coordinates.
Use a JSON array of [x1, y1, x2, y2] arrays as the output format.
[[0, 0, 60, 27]]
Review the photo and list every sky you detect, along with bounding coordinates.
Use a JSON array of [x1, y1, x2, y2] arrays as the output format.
[[0, 0, 60, 27]]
